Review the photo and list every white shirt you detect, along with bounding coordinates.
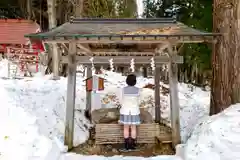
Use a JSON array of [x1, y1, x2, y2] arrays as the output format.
[[119, 86, 140, 115]]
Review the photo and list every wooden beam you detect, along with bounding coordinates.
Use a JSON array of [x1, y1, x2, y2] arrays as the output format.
[[155, 43, 170, 53], [75, 51, 156, 56], [61, 55, 183, 64], [77, 44, 92, 55], [44, 39, 205, 44], [85, 49, 157, 53], [177, 44, 184, 54], [64, 41, 77, 150], [154, 67, 161, 123], [61, 43, 69, 52], [167, 45, 181, 147]]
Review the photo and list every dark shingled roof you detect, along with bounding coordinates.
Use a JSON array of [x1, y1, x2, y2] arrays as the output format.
[[25, 18, 220, 39]]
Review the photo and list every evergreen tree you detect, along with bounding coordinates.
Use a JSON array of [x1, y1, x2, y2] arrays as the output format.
[[83, 0, 137, 18], [143, 0, 213, 85], [211, 0, 240, 114]]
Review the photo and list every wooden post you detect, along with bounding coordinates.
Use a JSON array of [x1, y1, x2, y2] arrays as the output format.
[[52, 44, 60, 79], [143, 66, 148, 77], [64, 42, 77, 150], [91, 75, 101, 111], [86, 66, 92, 121], [154, 67, 161, 123], [167, 45, 181, 146]]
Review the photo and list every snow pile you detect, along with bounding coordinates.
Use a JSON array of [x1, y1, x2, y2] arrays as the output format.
[[0, 81, 54, 159], [0, 76, 92, 159], [0, 59, 9, 77], [0, 76, 91, 144], [176, 84, 210, 142], [185, 103, 240, 160]]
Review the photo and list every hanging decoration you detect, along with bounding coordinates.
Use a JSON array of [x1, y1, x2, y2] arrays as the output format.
[[162, 64, 169, 72], [109, 58, 114, 72], [89, 57, 96, 74], [150, 57, 155, 73], [130, 58, 135, 72], [100, 66, 104, 73], [77, 65, 84, 73]]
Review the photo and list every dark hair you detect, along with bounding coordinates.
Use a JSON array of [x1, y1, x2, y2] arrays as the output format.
[[126, 74, 137, 86]]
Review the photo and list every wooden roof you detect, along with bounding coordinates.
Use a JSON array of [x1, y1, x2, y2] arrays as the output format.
[[0, 19, 40, 44], [25, 18, 220, 43]]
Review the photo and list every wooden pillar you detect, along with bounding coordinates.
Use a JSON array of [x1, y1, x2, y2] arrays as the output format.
[[167, 46, 181, 146], [64, 42, 77, 150], [120, 66, 124, 75], [154, 67, 161, 123], [143, 66, 148, 77], [52, 44, 60, 79], [91, 75, 101, 111], [86, 66, 92, 121]]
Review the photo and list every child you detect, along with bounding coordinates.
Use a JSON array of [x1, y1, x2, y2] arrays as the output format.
[[119, 74, 141, 150]]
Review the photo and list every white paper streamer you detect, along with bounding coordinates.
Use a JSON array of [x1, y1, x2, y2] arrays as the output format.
[[150, 57, 155, 72], [109, 58, 114, 72], [89, 57, 95, 74], [130, 58, 135, 72]]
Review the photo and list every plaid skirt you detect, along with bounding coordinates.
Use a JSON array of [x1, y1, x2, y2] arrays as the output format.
[[119, 114, 141, 125]]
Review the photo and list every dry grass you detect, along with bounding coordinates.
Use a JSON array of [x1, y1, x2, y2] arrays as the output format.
[[72, 140, 174, 157]]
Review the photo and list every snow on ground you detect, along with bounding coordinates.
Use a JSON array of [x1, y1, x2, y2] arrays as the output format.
[[0, 61, 210, 159], [184, 103, 240, 160]]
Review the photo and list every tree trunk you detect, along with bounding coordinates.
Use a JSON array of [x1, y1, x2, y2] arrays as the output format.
[[27, 0, 32, 20], [48, 0, 57, 28], [47, 0, 60, 78], [74, 0, 84, 17], [210, 0, 240, 115]]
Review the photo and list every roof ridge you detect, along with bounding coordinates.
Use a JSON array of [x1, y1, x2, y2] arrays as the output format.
[[70, 17, 177, 24]]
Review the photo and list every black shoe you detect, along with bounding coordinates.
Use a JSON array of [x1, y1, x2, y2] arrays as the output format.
[[129, 137, 137, 150], [124, 138, 129, 150], [132, 138, 137, 149]]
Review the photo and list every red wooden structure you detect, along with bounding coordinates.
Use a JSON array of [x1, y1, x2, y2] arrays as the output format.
[[0, 19, 44, 73]]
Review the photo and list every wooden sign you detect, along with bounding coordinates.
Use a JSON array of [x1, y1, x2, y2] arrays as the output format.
[[85, 76, 104, 92]]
